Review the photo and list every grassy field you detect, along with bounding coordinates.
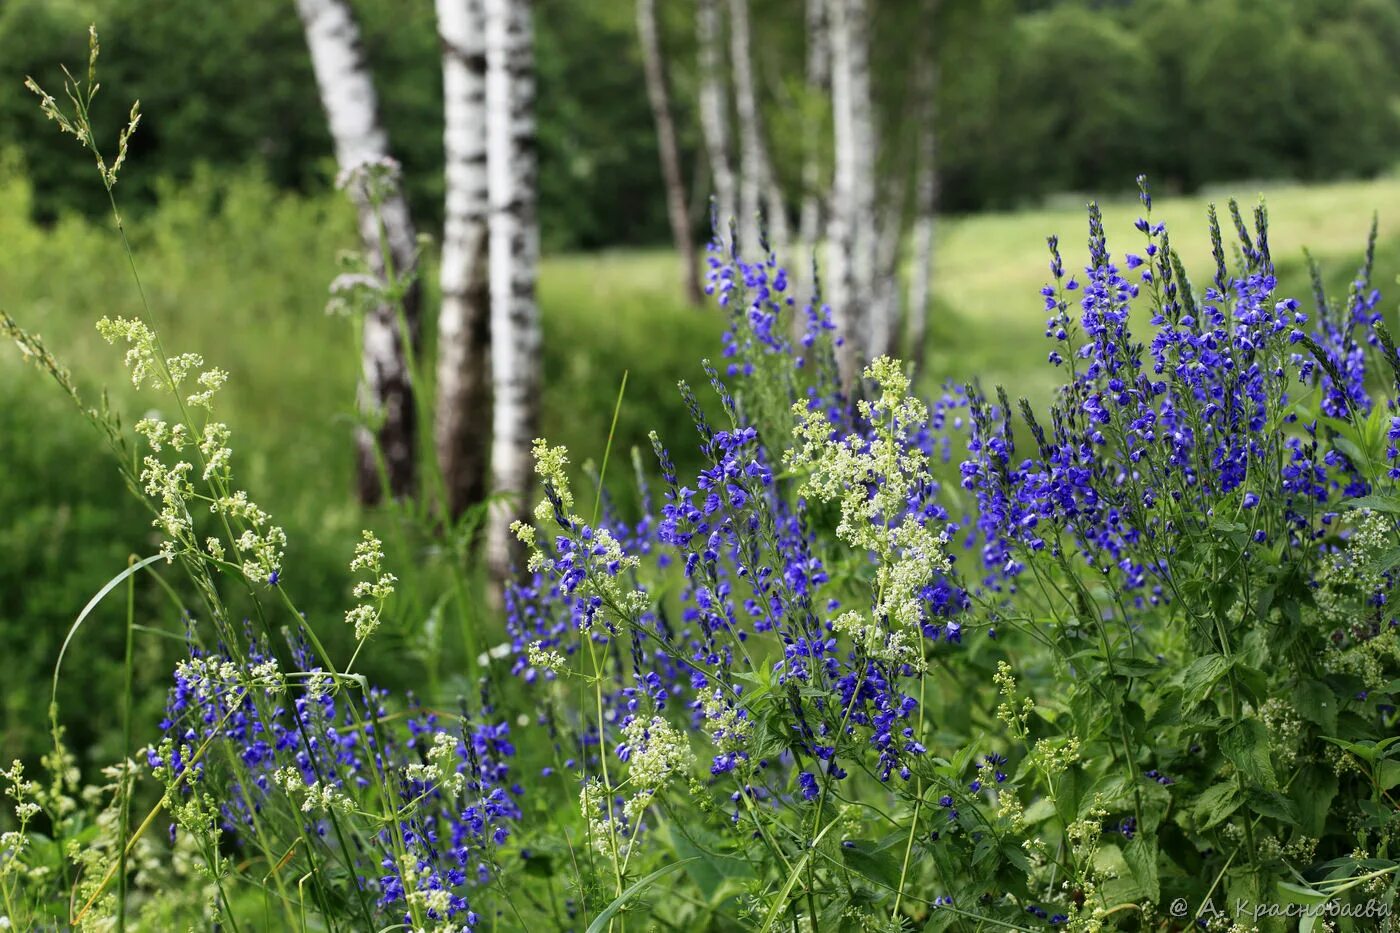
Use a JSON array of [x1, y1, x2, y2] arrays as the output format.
[[2, 166, 1398, 764]]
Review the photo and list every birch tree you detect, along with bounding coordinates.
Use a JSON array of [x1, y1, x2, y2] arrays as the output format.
[[728, 0, 787, 255], [434, 0, 492, 519], [696, 0, 737, 238], [296, 0, 422, 504], [637, 0, 702, 305], [872, 173, 907, 359], [798, 0, 829, 250], [484, 0, 541, 585], [827, 0, 878, 381], [905, 2, 940, 375]]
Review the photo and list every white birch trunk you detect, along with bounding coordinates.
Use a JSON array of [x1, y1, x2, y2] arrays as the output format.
[[637, 0, 703, 305], [827, 0, 877, 380], [798, 0, 829, 250], [484, 0, 541, 586], [434, 0, 493, 519], [696, 0, 737, 241], [728, 0, 787, 256], [905, 14, 939, 375], [872, 175, 907, 359], [295, 0, 421, 504]]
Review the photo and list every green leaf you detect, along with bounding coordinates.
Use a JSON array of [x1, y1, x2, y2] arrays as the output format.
[[1177, 653, 1233, 709], [661, 824, 754, 904], [1193, 782, 1242, 830], [1246, 790, 1298, 825], [1332, 435, 1372, 470], [1113, 657, 1162, 678], [585, 858, 696, 933], [1292, 766, 1339, 838], [1293, 680, 1338, 733], [1278, 880, 1331, 933], [840, 838, 904, 892], [1122, 835, 1160, 903], [1277, 880, 1330, 906], [1341, 493, 1400, 514], [1221, 719, 1278, 790], [1321, 735, 1377, 764], [1365, 546, 1400, 576]]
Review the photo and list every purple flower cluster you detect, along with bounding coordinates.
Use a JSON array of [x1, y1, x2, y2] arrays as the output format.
[[961, 184, 1388, 614], [150, 629, 519, 929], [505, 241, 976, 838]]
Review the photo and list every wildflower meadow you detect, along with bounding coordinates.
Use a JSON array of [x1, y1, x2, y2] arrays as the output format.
[[4, 25, 1400, 933]]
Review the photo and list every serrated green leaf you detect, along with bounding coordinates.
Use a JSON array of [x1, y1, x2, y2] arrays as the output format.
[[1177, 653, 1233, 709], [1193, 782, 1241, 829], [1221, 719, 1278, 790], [1342, 493, 1400, 513], [1122, 835, 1160, 902]]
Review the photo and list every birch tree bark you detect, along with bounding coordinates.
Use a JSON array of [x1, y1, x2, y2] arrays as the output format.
[[484, 0, 541, 586], [872, 173, 907, 359], [296, 0, 422, 504], [728, 0, 787, 255], [905, 6, 939, 375], [827, 0, 878, 380], [637, 0, 703, 305], [434, 0, 492, 519], [798, 0, 829, 250], [696, 0, 737, 240]]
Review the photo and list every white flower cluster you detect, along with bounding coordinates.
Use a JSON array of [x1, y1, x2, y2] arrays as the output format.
[[325, 271, 386, 318], [345, 531, 396, 642], [99, 317, 287, 585], [580, 716, 694, 865], [579, 777, 618, 859], [1316, 508, 1391, 625], [526, 641, 567, 675], [786, 357, 951, 669], [619, 715, 693, 839], [396, 855, 471, 932], [513, 439, 650, 632], [334, 155, 402, 195], [1314, 509, 1400, 687], [699, 689, 751, 756], [622, 715, 693, 790], [1, 760, 40, 879], [274, 767, 351, 815], [404, 731, 466, 798]]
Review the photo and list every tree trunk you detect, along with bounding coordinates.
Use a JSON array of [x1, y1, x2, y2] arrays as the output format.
[[295, 0, 421, 505], [696, 0, 737, 242], [798, 0, 829, 250], [905, 7, 939, 376], [728, 0, 787, 256], [434, 0, 493, 520], [484, 0, 541, 587], [637, 0, 702, 305], [872, 172, 908, 360], [827, 0, 877, 380]]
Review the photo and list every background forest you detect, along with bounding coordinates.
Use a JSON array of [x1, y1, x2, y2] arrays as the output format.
[[5, 0, 1400, 246]]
